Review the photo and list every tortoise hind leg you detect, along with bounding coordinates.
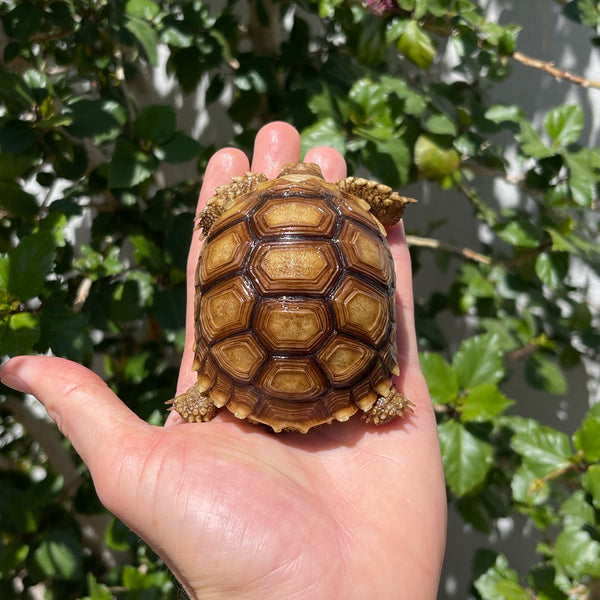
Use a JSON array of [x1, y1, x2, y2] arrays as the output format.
[[199, 172, 268, 236], [362, 387, 414, 426], [167, 384, 217, 423], [336, 177, 416, 226]]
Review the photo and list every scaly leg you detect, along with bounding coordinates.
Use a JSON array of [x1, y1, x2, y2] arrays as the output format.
[[362, 387, 414, 426], [167, 384, 216, 423], [336, 177, 416, 226]]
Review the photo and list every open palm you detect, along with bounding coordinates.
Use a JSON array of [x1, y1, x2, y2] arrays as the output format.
[[1, 122, 446, 600]]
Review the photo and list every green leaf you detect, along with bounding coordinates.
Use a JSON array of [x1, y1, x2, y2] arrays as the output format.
[[84, 573, 114, 600], [129, 234, 167, 272], [420, 352, 459, 405], [125, 0, 160, 19], [560, 489, 596, 526], [157, 133, 202, 163], [0, 120, 36, 154], [125, 17, 159, 66], [6, 233, 56, 300], [460, 384, 514, 422], [134, 105, 177, 145], [362, 137, 410, 188], [544, 104, 584, 146], [414, 134, 460, 179], [396, 20, 436, 71], [108, 141, 157, 188], [438, 420, 494, 497], [535, 252, 569, 289], [453, 334, 504, 389], [39, 305, 92, 361], [0, 312, 40, 356], [425, 114, 457, 136], [65, 99, 126, 141], [517, 121, 554, 159], [0, 182, 38, 220], [554, 526, 600, 578], [511, 464, 550, 505], [33, 529, 82, 580], [525, 353, 568, 395], [484, 104, 524, 125], [474, 553, 522, 600], [496, 217, 539, 248], [573, 403, 600, 461], [582, 465, 600, 510], [300, 118, 346, 157], [511, 422, 572, 478]]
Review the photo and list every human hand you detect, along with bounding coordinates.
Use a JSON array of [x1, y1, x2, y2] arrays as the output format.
[[1, 122, 446, 600]]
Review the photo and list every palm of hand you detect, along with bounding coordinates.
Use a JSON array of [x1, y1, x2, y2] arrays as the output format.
[[1, 123, 446, 600]]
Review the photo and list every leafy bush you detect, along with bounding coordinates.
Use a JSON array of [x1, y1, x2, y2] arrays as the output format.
[[1, 0, 599, 598]]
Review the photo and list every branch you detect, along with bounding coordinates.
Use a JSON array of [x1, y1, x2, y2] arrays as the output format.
[[512, 51, 600, 90], [406, 234, 493, 265]]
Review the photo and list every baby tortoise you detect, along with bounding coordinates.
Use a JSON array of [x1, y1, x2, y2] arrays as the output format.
[[169, 162, 415, 433]]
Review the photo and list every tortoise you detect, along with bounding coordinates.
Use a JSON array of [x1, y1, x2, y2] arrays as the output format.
[[169, 162, 415, 433]]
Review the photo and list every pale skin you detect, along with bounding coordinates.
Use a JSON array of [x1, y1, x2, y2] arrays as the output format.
[[1, 122, 447, 599]]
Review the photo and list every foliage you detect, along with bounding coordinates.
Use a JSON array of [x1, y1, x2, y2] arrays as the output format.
[[0, 0, 599, 598]]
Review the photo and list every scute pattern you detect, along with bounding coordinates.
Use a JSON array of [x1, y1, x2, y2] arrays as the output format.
[[191, 176, 399, 432]]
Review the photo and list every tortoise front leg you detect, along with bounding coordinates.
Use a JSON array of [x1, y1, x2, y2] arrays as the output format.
[[336, 177, 416, 226], [362, 387, 414, 426], [199, 172, 269, 236], [168, 384, 217, 423]]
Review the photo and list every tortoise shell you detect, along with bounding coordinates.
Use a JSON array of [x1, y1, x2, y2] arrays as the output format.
[[171, 163, 414, 433]]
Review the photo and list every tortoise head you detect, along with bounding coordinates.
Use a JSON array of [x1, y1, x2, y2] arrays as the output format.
[[278, 162, 324, 179]]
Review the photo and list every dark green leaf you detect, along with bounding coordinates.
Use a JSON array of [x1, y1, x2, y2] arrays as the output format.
[[65, 99, 126, 141], [33, 529, 82, 580], [134, 105, 177, 145], [0, 182, 38, 219], [108, 141, 157, 188], [525, 353, 568, 395], [39, 305, 92, 361], [6, 233, 55, 300], [157, 133, 202, 163], [0, 120, 36, 154]]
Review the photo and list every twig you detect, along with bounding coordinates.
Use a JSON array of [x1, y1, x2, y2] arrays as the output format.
[[406, 234, 493, 265], [512, 51, 600, 90]]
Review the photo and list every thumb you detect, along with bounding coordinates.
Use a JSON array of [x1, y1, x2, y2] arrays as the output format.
[[1, 356, 147, 473]]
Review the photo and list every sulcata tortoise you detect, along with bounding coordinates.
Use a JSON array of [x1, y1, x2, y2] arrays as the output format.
[[169, 162, 415, 433]]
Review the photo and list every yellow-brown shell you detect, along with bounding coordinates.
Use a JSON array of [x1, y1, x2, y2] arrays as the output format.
[[193, 176, 398, 432]]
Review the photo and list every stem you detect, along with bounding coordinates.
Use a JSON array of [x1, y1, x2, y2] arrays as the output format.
[[406, 234, 494, 265], [512, 51, 600, 90]]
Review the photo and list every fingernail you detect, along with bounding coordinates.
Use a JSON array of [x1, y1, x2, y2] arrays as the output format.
[[1, 373, 32, 395]]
